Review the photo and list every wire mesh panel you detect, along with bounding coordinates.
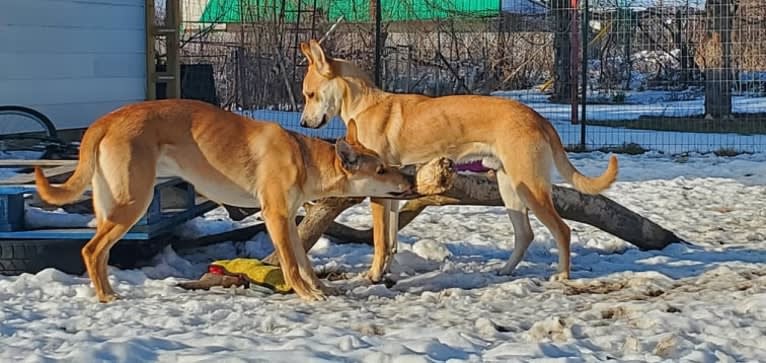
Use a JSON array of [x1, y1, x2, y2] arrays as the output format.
[[579, 0, 766, 154], [176, 0, 765, 153]]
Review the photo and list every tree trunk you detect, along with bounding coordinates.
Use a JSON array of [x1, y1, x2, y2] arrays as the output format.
[[551, 0, 573, 103], [262, 172, 684, 265], [703, 0, 737, 118]]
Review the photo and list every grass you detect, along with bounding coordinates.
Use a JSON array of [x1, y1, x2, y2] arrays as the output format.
[[585, 113, 766, 135]]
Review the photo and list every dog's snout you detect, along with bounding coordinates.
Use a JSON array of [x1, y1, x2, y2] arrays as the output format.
[[299, 118, 307, 127]]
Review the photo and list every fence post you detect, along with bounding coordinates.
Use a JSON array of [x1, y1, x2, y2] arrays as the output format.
[[580, 0, 588, 148], [373, 0, 383, 88], [569, 0, 579, 125]]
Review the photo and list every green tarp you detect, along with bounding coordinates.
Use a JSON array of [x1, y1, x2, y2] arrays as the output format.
[[199, 0, 500, 23]]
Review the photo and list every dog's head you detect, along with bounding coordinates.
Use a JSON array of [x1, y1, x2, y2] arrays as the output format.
[[299, 40, 341, 129], [334, 119, 413, 198], [299, 40, 372, 129]]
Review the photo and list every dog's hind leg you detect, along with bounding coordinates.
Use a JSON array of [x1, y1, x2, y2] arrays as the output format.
[[497, 140, 572, 281], [84, 143, 157, 303], [495, 170, 535, 276], [516, 184, 571, 281]]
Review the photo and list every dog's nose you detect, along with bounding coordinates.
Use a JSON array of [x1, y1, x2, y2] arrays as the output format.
[[299, 118, 307, 127]]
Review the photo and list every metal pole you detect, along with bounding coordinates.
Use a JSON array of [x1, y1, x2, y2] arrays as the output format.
[[145, 0, 156, 100], [373, 0, 382, 87], [580, 0, 588, 147], [569, 0, 579, 125]]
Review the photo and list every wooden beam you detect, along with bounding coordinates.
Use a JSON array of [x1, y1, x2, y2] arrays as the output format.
[[0, 160, 78, 167], [145, 0, 156, 100], [0, 165, 77, 185], [165, 0, 181, 99]]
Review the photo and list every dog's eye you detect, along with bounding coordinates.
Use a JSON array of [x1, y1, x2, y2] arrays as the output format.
[[306, 92, 315, 99], [376, 166, 385, 175]]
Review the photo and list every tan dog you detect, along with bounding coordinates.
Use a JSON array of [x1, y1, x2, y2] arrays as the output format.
[[298, 39, 619, 282], [34, 99, 416, 302]]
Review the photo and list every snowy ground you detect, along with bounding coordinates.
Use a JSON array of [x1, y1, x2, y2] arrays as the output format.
[[495, 90, 766, 154], [1, 152, 766, 362]]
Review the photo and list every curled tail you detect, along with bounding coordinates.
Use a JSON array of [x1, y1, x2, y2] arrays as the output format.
[[544, 123, 619, 194], [35, 124, 107, 205]]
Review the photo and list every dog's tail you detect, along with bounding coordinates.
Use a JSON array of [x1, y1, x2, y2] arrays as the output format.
[[544, 122, 618, 195], [35, 124, 107, 205]]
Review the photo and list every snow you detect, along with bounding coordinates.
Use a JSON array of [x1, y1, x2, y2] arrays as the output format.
[[2, 152, 766, 361], [493, 89, 766, 154]]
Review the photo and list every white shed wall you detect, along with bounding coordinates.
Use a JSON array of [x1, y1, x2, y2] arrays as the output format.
[[0, 0, 146, 131]]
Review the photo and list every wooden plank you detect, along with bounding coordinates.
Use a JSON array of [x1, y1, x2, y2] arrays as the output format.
[[0, 54, 145, 81], [0, 26, 144, 55], [146, 0, 156, 100], [13, 100, 141, 131], [0, 78, 146, 106], [0, 160, 77, 167], [0, 200, 216, 240], [132, 201, 218, 231], [0, 228, 153, 240], [165, 0, 181, 98], [3, 1, 144, 33], [0, 169, 184, 188], [0, 165, 77, 185]]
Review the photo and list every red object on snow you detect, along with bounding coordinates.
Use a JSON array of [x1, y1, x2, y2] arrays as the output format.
[[208, 265, 226, 275]]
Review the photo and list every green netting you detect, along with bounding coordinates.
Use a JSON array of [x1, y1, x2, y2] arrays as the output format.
[[199, 0, 500, 24]]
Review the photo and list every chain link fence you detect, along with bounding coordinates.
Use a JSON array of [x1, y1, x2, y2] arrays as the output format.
[[176, 0, 766, 154]]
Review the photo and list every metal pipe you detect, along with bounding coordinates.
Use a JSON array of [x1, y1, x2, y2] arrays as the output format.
[[373, 0, 382, 87]]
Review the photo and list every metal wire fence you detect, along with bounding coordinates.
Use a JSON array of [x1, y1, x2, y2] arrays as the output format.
[[176, 0, 766, 154]]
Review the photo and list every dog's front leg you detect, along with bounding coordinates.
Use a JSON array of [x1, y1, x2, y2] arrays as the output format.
[[261, 206, 325, 301], [367, 198, 400, 282], [287, 220, 343, 296]]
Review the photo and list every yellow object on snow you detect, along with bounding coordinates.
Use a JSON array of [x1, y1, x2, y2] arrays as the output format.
[[210, 258, 291, 293]]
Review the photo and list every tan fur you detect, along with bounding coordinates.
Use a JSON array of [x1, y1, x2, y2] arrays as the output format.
[[34, 99, 416, 303], [299, 39, 619, 282]]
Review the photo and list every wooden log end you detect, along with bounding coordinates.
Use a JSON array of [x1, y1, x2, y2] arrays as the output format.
[[412, 157, 456, 195]]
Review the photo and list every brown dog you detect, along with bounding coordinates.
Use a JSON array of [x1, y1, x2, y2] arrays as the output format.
[[34, 99, 416, 302], [298, 39, 619, 282]]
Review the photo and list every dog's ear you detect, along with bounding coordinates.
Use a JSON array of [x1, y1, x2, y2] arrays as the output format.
[[300, 42, 314, 65], [335, 139, 359, 171], [345, 119, 360, 145], [308, 39, 333, 77]]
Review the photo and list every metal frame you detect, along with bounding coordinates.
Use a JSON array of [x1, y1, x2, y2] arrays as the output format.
[[0, 175, 217, 240]]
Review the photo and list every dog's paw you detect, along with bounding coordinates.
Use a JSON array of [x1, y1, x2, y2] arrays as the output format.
[[364, 269, 384, 284], [496, 265, 517, 276], [98, 292, 120, 303], [293, 283, 327, 301], [549, 271, 570, 282]]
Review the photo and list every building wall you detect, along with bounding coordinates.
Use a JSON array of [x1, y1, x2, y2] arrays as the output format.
[[0, 0, 146, 131]]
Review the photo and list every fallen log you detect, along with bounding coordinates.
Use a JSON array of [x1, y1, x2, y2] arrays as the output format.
[[263, 157, 457, 265], [319, 174, 685, 250], [261, 172, 684, 265]]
